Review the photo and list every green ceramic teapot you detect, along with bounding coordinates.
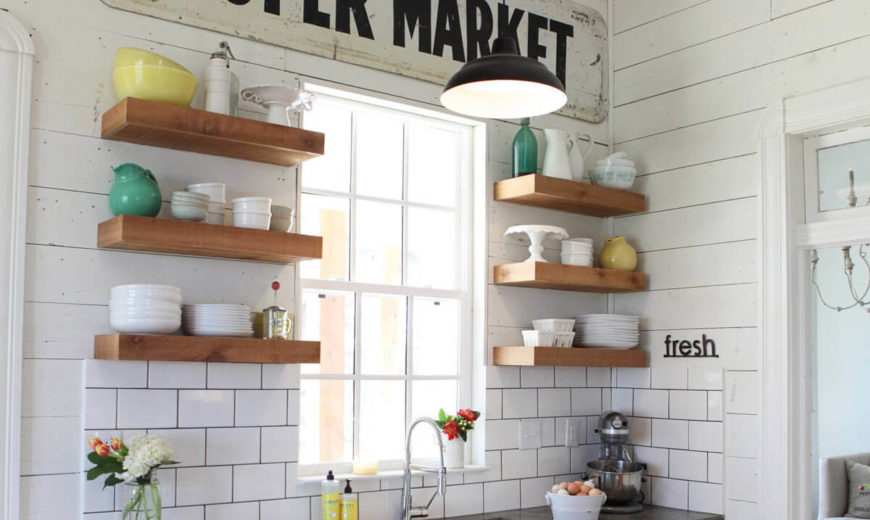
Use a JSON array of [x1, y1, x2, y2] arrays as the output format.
[[109, 163, 162, 217]]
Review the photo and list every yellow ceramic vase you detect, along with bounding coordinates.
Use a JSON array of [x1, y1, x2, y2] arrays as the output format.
[[598, 235, 637, 271]]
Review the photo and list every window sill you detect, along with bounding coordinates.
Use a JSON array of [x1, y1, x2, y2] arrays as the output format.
[[296, 465, 489, 484]]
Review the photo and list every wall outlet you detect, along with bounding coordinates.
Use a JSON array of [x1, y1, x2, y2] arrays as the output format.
[[519, 419, 542, 450], [564, 418, 583, 446]]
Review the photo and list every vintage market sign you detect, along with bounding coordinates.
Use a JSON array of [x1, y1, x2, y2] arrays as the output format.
[[101, 0, 608, 122]]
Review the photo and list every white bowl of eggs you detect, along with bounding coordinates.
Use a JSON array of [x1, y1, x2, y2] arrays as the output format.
[[546, 480, 606, 520]]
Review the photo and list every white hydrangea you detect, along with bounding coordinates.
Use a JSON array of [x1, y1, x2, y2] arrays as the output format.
[[116, 434, 174, 482]]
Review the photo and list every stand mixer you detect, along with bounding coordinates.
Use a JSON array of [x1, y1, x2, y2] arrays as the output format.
[[586, 411, 646, 514]]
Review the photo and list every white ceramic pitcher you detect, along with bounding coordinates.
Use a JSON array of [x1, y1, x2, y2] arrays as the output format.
[[542, 129, 573, 180], [569, 133, 594, 182]]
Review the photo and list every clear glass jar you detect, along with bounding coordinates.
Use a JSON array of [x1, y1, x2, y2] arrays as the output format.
[[121, 473, 162, 520]]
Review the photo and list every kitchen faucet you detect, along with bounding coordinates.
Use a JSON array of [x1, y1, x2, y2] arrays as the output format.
[[401, 417, 447, 520]]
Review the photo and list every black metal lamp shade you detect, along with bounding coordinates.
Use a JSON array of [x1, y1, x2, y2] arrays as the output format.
[[440, 36, 567, 119]]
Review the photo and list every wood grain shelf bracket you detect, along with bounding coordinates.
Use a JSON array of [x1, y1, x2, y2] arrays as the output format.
[[492, 346, 647, 367], [494, 262, 647, 293], [102, 97, 325, 166], [95, 334, 321, 364], [97, 215, 322, 264], [493, 174, 645, 217]]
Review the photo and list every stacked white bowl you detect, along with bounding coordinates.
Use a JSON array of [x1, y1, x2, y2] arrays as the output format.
[[561, 238, 594, 267], [270, 205, 295, 233], [522, 318, 575, 347], [188, 183, 226, 225], [182, 304, 254, 337], [109, 284, 182, 334], [232, 197, 272, 230], [171, 191, 209, 222], [589, 152, 637, 190], [575, 314, 640, 349]]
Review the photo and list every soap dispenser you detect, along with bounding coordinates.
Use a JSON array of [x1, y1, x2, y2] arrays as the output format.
[[321, 471, 341, 520], [340, 479, 357, 520]]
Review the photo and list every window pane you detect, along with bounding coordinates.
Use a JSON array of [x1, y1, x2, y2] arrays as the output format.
[[355, 112, 404, 199], [408, 124, 459, 207], [302, 102, 352, 192], [359, 380, 405, 462], [412, 297, 460, 376], [299, 379, 353, 464], [299, 194, 349, 281], [410, 380, 458, 460], [355, 200, 402, 285], [817, 138, 870, 212], [300, 290, 354, 375], [360, 294, 407, 375], [408, 207, 456, 289]]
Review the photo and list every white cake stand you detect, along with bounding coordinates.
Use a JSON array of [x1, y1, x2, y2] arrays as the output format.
[[240, 85, 315, 126], [504, 225, 569, 262]]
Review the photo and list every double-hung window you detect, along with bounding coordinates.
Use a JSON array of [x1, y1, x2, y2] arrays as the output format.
[[296, 87, 474, 471]]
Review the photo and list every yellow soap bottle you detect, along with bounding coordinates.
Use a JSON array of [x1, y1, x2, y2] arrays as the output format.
[[340, 479, 357, 520], [322, 471, 341, 520]]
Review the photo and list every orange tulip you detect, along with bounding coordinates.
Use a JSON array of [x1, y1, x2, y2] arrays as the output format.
[[88, 437, 102, 449], [94, 443, 110, 457], [111, 438, 122, 451]]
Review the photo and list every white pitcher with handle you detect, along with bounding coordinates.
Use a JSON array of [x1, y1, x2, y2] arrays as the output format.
[[569, 133, 594, 183], [542, 129, 573, 180]]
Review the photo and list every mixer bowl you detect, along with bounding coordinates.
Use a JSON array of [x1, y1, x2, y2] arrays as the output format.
[[586, 459, 645, 505]]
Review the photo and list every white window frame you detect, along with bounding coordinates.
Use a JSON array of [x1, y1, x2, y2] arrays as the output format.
[[803, 124, 870, 224], [295, 84, 478, 476]]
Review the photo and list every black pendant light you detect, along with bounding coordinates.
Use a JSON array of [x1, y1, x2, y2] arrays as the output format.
[[440, 34, 567, 119]]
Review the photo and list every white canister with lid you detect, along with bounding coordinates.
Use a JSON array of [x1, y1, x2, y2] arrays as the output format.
[[204, 41, 239, 115]]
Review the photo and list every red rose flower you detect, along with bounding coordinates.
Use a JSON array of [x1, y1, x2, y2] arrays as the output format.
[[443, 420, 460, 441], [458, 409, 477, 422]]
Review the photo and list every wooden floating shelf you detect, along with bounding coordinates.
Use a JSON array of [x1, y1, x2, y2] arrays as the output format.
[[494, 262, 647, 293], [95, 334, 320, 364], [494, 174, 645, 217], [493, 347, 647, 367], [102, 97, 325, 166], [97, 215, 322, 264]]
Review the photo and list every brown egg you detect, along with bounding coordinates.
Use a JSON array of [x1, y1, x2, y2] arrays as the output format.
[[589, 488, 603, 496], [559, 481, 571, 490], [573, 480, 584, 486], [579, 484, 591, 494], [566, 483, 581, 495]]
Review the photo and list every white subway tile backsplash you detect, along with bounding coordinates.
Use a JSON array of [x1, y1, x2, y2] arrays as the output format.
[[484, 480, 520, 512], [148, 362, 206, 389], [85, 388, 116, 429], [486, 366, 520, 388], [586, 367, 612, 387], [207, 363, 260, 389], [520, 476, 554, 508], [554, 367, 586, 387], [633, 389, 668, 418], [571, 388, 602, 415], [689, 481, 724, 514], [85, 359, 146, 388], [288, 389, 300, 425], [83, 476, 115, 513], [651, 419, 688, 449], [540, 417, 556, 446], [465, 451, 502, 483], [358, 490, 401, 520], [117, 389, 177, 429], [537, 388, 569, 417], [149, 429, 205, 467], [162, 506, 205, 520], [261, 426, 298, 463], [502, 388, 538, 418], [708, 453, 723, 483], [520, 366, 554, 388], [570, 445, 598, 473], [444, 483, 483, 517], [236, 390, 287, 426], [628, 416, 651, 446], [601, 389, 612, 411], [725, 371, 759, 414], [262, 364, 301, 389], [651, 477, 688, 510], [519, 419, 543, 450], [651, 367, 687, 389], [261, 498, 310, 520], [485, 389, 502, 419], [234, 463, 286, 501], [176, 466, 232, 505], [669, 449, 707, 481], [616, 367, 650, 388], [611, 388, 633, 414], [669, 390, 707, 420], [707, 391, 723, 421], [178, 390, 234, 427], [725, 413, 759, 458], [502, 449, 538, 479], [689, 421, 723, 452], [634, 446, 668, 477], [205, 502, 258, 520], [485, 420, 519, 450], [537, 446, 570, 475], [688, 368, 723, 390], [206, 427, 260, 465]]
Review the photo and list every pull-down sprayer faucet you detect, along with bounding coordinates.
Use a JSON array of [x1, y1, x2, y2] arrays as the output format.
[[401, 417, 447, 520]]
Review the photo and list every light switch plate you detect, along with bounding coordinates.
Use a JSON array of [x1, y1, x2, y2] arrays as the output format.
[[564, 418, 583, 446], [519, 419, 542, 450]]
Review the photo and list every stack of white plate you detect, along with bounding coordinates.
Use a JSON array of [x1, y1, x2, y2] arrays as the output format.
[[575, 314, 639, 349], [188, 183, 226, 225], [182, 304, 253, 337], [109, 284, 182, 334], [561, 238, 594, 267]]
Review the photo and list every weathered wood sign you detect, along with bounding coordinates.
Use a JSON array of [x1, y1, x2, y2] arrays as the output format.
[[100, 0, 608, 121]]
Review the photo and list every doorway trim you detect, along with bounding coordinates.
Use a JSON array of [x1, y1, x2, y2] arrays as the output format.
[[760, 77, 870, 520]]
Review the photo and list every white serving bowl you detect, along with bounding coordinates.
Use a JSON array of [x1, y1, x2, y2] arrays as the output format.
[[532, 319, 576, 333], [589, 166, 637, 190], [206, 210, 226, 225], [233, 211, 271, 230], [269, 216, 293, 232], [109, 298, 181, 311], [172, 190, 209, 203], [109, 314, 181, 334], [522, 330, 556, 347], [111, 286, 182, 304], [545, 491, 606, 520], [111, 309, 181, 320], [171, 202, 208, 222], [232, 197, 272, 212], [187, 182, 226, 203], [561, 255, 593, 267], [270, 205, 294, 218]]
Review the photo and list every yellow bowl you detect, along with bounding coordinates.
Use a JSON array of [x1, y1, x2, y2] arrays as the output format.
[[113, 65, 199, 106], [114, 47, 189, 72]]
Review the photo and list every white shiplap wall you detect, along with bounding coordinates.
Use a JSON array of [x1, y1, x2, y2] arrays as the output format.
[[1, 0, 642, 518], [610, 0, 870, 517]]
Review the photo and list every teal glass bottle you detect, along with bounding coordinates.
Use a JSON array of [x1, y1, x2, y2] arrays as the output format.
[[512, 118, 537, 177]]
